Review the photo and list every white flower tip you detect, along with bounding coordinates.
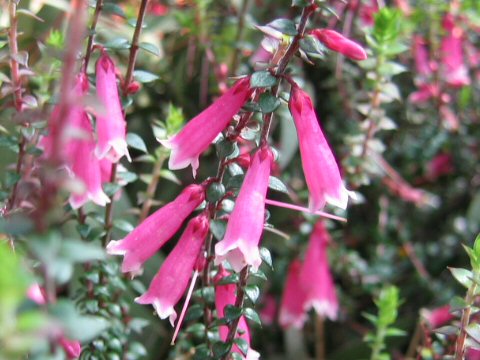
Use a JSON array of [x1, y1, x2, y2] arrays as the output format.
[[105, 240, 126, 255], [310, 300, 338, 321], [157, 137, 173, 149]]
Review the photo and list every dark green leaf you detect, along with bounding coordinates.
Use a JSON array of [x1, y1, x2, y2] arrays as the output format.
[[243, 308, 261, 325], [267, 19, 298, 36], [224, 305, 243, 321], [207, 182, 226, 203], [259, 92, 281, 113], [268, 176, 288, 193], [210, 220, 227, 241], [259, 247, 273, 268], [250, 71, 277, 88]]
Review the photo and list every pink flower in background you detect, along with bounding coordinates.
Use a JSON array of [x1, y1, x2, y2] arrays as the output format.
[[59, 337, 82, 359], [413, 35, 433, 77], [95, 51, 131, 162], [107, 184, 205, 274], [215, 267, 260, 360], [160, 77, 252, 176], [289, 85, 353, 211], [383, 177, 427, 206], [311, 29, 367, 61], [409, 83, 439, 104], [40, 73, 89, 161], [215, 147, 273, 272], [426, 153, 453, 180], [279, 259, 308, 329], [69, 112, 110, 209], [27, 284, 47, 305], [421, 305, 453, 329], [299, 221, 338, 320], [260, 295, 277, 326], [135, 215, 209, 325], [441, 19, 470, 88]]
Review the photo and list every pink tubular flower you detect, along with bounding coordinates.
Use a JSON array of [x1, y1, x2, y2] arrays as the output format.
[[215, 267, 260, 360], [279, 259, 308, 329], [299, 221, 338, 320], [421, 305, 453, 329], [214, 147, 273, 272], [27, 284, 47, 305], [441, 22, 470, 88], [107, 184, 205, 274], [413, 35, 432, 77], [69, 112, 110, 209], [160, 77, 252, 176], [135, 214, 209, 325], [95, 51, 131, 162], [289, 85, 353, 211], [311, 29, 367, 61], [59, 337, 82, 359]]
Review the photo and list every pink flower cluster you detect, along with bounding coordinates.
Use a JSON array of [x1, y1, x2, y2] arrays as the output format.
[[279, 221, 338, 328], [410, 13, 476, 130], [40, 51, 130, 209]]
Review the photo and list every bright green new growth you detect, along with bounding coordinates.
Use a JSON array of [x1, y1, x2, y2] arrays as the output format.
[[364, 285, 405, 360]]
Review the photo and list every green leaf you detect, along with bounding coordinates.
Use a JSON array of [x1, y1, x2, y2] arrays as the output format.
[[102, 3, 127, 18], [113, 219, 134, 233], [259, 92, 281, 113], [104, 38, 130, 50], [267, 19, 298, 36], [133, 70, 160, 83], [210, 220, 227, 241], [207, 182, 226, 203], [467, 323, 480, 343], [244, 285, 260, 303], [139, 42, 161, 57], [448, 267, 473, 288], [61, 240, 105, 263], [385, 328, 406, 337], [234, 338, 249, 356], [224, 305, 243, 321], [217, 273, 240, 285], [49, 301, 110, 342], [185, 304, 204, 322], [127, 133, 148, 153], [259, 247, 273, 268], [292, 0, 311, 7], [268, 176, 288, 193], [243, 308, 261, 325], [216, 139, 237, 158], [212, 341, 231, 358], [250, 71, 277, 88], [434, 325, 458, 336]]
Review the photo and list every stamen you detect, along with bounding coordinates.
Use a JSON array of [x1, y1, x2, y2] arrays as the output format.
[[265, 199, 347, 222], [171, 270, 199, 345]]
